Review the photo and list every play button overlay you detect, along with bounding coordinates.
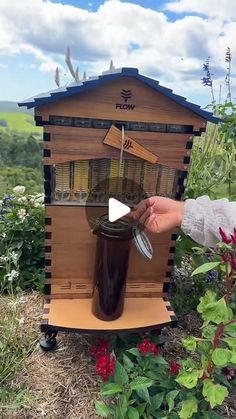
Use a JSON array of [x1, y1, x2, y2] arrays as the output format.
[[108, 198, 130, 222], [85, 176, 146, 231]]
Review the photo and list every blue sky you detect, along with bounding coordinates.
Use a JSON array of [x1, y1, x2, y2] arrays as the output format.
[[0, 0, 235, 106]]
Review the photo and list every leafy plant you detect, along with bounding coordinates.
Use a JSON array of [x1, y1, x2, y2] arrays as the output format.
[[93, 228, 236, 418], [0, 186, 44, 292], [170, 233, 223, 316]]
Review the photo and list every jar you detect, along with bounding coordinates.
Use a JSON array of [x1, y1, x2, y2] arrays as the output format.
[[92, 215, 133, 321]]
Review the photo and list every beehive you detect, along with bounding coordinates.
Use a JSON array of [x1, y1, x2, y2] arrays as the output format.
[[19, 67, 218, 334]]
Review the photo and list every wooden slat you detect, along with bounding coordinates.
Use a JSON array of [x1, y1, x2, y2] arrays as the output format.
[[103, 125, 158, 164], [43, 125, 193, 169]]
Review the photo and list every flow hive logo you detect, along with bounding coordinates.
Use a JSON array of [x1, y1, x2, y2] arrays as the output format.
[[116, 89, 135, 110], [121, 89, 132, 102], [123, 139, 133, 150]]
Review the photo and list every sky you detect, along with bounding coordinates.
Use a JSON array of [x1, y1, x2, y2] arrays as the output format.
[[0, 0, 236, 107]]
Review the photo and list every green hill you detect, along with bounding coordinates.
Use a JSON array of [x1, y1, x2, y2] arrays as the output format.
[[0, 112, 41, 134]]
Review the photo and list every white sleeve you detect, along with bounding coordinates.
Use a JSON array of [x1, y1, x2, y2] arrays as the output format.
[[181, 196, 236, 247]]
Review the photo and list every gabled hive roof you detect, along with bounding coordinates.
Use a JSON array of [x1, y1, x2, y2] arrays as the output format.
[[19, 67, 219, 123]]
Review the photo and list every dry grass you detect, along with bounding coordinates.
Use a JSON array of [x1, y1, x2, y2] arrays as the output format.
[[1, 292, 99, 419], [0, 293, 236, 418]]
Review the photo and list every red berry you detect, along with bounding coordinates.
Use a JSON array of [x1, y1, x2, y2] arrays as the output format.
[[169, 362, 181, 375]]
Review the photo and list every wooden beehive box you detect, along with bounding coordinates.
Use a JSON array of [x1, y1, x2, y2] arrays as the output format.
[[19, 67, 218, 334]]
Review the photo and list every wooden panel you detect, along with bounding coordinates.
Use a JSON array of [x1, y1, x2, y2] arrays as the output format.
[[38, 77, 206, 129], [44, 124, 193, 144], [43, 297, 175, 331], [46, 243, 173, 280], [49, 282, 164, 299], [45, 206, 177, 285], [43, 125, 193, 169], [103, 125, 158, 163]]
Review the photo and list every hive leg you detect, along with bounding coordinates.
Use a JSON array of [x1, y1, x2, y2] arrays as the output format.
[[40, 331, 58, 351]]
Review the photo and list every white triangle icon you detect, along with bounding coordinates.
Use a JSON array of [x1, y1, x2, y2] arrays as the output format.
[[108, 198, 131, 222]]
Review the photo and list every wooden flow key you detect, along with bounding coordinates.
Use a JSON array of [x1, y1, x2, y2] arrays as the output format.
[[103, 125, 159, 164]]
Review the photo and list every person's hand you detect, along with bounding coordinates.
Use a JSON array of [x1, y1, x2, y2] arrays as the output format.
[[129, 196, 185, 234]]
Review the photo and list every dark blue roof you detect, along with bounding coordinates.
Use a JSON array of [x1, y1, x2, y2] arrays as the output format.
[[18, 67, 219, 123]]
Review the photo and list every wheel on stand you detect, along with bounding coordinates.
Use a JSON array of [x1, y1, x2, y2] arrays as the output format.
[[40, 331, 58, 351]]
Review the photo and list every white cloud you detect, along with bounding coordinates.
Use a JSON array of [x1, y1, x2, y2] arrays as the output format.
[[0, 63, 8, 68], [0, 0, 235, 103], [165, 0, 236, 20]]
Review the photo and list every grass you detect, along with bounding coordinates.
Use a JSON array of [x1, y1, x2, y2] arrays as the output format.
[[0, 112, 41, 134], [0, 293, 38, 416]]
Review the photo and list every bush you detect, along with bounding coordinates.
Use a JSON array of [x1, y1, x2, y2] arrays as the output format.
[[0, 130, 43, 195], [0, 186, 45, 293], [170, 234, 223, 316], [0, 166, 43, 195]]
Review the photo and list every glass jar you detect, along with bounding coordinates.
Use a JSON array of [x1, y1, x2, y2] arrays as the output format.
[[92, 215, 133, 321]]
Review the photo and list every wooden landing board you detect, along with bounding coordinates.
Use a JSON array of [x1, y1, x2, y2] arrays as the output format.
[[103, 125, 159, 164], [42, 297, 176, 333]]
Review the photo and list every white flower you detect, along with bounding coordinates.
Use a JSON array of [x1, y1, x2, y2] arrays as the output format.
[[13, 185, 26, 194], [10, 251, 18, 264], [17, 196, 27, 203], [5, 269, 19, 282], [29, 194, 44, 207], [0, 255, 9, 263], [0, 199, 3, 206], [0, 233, 6, 239], [35, 194, 44, 203], [18, 209, 26, 219]]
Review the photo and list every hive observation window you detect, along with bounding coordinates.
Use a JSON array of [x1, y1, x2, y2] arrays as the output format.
[[49, 115, 193, 133], [52, 159, 180, 206]]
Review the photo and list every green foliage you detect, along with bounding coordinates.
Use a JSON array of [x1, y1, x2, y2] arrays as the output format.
[[176, 370, 203, 389], [202, 380, 229, 409], [179, 398, 198, 419], [185, 104, 236, 200], [0, 188, 44, 292], [0, 166, 43, 195], [0, 130, 42, 168], [95, 400, 112, 417], [191, 262, 221, 277], [0, 130, 43, 195], [0, 112, 41, 134], [170, 244, 222, 316], [182, 337, 197, 352]]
